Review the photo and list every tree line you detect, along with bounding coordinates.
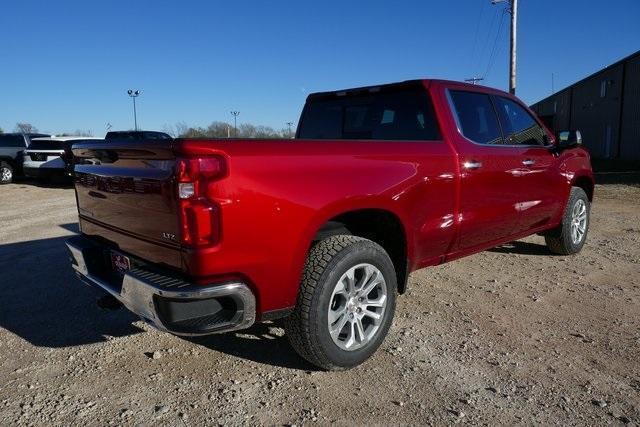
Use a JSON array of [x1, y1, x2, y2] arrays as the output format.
[[164, 121, 295, 139], [1, 121, 294, 139], [0, 123, 93, 136]]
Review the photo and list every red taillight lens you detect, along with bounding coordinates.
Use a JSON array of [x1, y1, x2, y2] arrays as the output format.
[[175, 156, 226, 248]]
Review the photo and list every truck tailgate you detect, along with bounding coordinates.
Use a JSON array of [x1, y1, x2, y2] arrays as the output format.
[[72, 141, 182, 270]]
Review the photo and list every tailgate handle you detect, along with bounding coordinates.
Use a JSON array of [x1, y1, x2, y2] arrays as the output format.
[[522, 159, 535, 166]]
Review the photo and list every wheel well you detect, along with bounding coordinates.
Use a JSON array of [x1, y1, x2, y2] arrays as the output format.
[[314, 209, 409, 294], [573, 176, 594, 201], [0, 157, 16, 167]]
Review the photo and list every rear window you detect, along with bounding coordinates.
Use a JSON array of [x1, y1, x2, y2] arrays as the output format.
[[105, 132, 139, 140], [298, 85, 441, 141], [0, 135, 26, 148], [28, 140, 67, 150]]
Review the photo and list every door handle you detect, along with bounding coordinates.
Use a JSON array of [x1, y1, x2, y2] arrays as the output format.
[[522, 159, 535, 166], [463, 160, 482, 170]]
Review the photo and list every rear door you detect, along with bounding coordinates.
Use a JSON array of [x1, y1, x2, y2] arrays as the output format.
[[446, 89, 525, 251], [492, 95, 565, 233]]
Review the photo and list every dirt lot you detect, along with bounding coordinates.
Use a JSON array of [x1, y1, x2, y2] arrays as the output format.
[[1, 181, 639, 425]]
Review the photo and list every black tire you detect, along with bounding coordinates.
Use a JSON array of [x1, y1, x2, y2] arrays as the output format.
[[545, 187, 590, 255], [0, 161, 13, 184], [285, 235, 397, 371]]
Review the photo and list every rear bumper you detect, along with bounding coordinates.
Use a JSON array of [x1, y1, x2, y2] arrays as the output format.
[[66, 236, 256, 336], [23, 167, 66, 179]]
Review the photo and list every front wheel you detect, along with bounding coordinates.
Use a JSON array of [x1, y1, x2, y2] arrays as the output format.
[[545, 187, 590, 255], [285, 235, 397, 370], [0, 162, 13, 184]]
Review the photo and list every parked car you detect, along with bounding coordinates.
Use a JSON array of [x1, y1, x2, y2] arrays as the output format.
[[66, 79, 594, 370], [105, 130, 172, 141], [23, 136, 103, 181], [0, 133, 51, 184]]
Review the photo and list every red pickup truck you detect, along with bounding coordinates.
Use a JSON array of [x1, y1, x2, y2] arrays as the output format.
[[67, 79, 593, 370]]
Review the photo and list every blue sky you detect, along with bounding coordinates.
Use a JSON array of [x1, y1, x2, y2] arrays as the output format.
[[1, 0, 638, 136]]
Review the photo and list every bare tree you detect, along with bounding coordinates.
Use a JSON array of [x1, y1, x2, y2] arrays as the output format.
[[15, 123, 38, 134]]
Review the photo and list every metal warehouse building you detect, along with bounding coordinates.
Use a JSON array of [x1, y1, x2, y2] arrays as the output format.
[[530, 50, 640, 167]]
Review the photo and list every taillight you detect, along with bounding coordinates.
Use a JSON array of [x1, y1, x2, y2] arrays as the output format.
[[175, 156, 226, 248]]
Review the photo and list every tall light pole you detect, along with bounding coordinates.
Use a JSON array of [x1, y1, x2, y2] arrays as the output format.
[[286, 122, 294, 137], [127, 89, 141, 130], [492, 0, 517, 94], [230, 111, 240, 137]]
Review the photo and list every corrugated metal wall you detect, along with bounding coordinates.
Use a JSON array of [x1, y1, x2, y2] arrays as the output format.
[[570, 64, 623, 159], [620, 55, 640, 161], [530, 50, 640, 162]]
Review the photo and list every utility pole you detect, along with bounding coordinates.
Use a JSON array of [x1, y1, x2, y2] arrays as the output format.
[[127, 90, 141, 130], [491, 0, 517, 94], [464, 77, 485, 85], [286, 122, 294, 137], [509, 0, 518, 94], [230, 111, 240, 137], [551, 73, 555, 94]]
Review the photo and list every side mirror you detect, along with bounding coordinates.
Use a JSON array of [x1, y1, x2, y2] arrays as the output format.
[[556, 130, 582, 149]]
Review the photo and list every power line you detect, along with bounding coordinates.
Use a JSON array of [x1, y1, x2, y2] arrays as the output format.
[[468, 0, 487, 71], [475, 6, 500, 76], [483, 9, 507, 80]]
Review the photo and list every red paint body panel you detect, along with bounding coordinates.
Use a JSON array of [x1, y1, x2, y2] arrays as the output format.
[[71, 79, 594, 317]]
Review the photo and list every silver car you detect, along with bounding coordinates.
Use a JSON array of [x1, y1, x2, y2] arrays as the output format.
[[23, 136, 101, 181]]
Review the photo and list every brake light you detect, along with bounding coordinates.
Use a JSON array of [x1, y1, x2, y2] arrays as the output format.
[[175, 156, 226, 248]]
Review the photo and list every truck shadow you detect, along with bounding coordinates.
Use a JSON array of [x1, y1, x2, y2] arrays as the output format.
[[488, 241, 556, 256], [0, 230, 144, 348], [0, 227, 314, 369], [187, 323, 317, 371]]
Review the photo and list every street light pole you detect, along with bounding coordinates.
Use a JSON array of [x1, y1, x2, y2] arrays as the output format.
[[127, 89, 141, 131], [230, 111, 240, 137], [286, 122, 294, 137]]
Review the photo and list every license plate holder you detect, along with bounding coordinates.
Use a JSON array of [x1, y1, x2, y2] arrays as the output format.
[[110, 251, 131, 275]]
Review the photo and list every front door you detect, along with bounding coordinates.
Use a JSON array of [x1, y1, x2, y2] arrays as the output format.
[[492, 95, 565, 233]]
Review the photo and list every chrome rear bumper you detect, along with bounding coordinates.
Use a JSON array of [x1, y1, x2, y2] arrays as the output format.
[[66, 236, 256, 336]]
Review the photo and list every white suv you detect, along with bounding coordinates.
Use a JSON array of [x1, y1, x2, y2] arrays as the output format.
[[23, 136, 101, 181]]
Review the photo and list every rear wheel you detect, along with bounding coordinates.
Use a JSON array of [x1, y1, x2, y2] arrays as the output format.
[[285, 235, 397, 370], [545, 187, 590, 255], [0, 162, 13, 184]]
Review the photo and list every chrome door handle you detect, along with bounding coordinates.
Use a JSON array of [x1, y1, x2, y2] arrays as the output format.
[[463, 161, 482, 170], [522, 159, 535, 166]]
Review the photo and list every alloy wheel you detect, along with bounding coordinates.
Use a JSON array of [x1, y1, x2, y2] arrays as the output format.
[[327, 263, 388, 351]]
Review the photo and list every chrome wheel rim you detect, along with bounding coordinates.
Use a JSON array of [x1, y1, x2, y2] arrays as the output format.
[[327, 263, 387, 351], [570, 199, 587, 245], [1, 167, 11, 182]]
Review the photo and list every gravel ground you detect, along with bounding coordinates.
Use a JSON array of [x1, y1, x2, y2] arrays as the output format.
[[0, 181, 639, 425]]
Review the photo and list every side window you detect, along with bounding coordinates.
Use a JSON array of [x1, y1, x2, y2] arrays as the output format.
[[449, 91, 502, 145], [1, 135, 26, 147], [494, 96, 547, 146]]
